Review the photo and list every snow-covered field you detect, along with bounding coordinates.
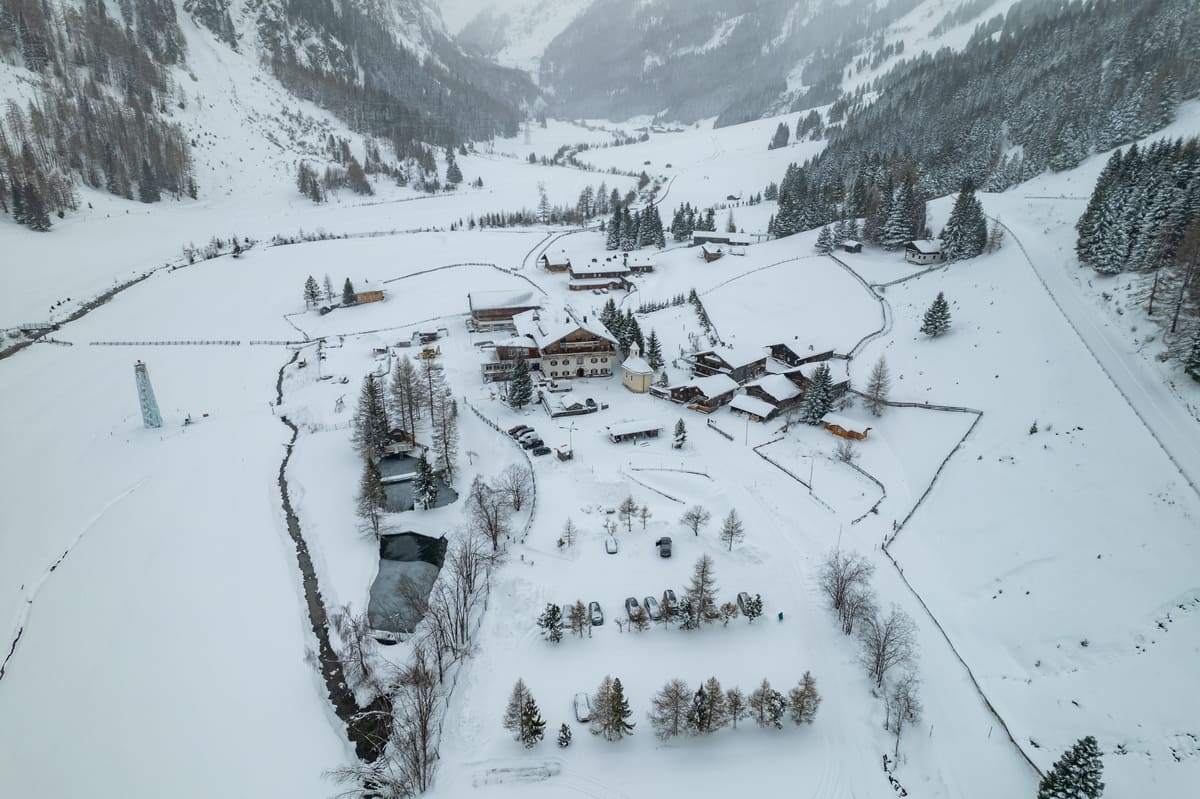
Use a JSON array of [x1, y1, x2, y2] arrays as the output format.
[[3, 19, 1200, 799]]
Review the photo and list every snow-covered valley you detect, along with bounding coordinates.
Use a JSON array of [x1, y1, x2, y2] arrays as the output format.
[[2, 4, 1200, 799]]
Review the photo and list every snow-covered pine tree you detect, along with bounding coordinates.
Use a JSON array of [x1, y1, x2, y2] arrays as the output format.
[[607, 678, 634, 739], [743, 593, 764, 623], [304, 275, 321, 307], [621, 208, 638, 251], [768, 122, 789, 150], [342, 278, 356, 305], [920, 292, 952, 337], [537, 603, 564, 643], [653, 206, 667, 248], [519, 696, 546, 747], [788, 671, 821, 725], [606, 209, 621, 250], [502, 679, 532, 739], [1037, 736, 1105, 799], [645, 329, 664, 369], [748, 678, 787, 729], [414, 452, 438, 509], [351, 374, 390, 457], [864, 356, 891, 416], [673, 418, 687, 447], [941, 179, 987, 261], [686, 684, 710, 735], [816, 224, 834, 253], [356, 456, 387, 536], [508, 355, 533, 409], [557, 723, 572, 748], [798, 364, 834, 425]]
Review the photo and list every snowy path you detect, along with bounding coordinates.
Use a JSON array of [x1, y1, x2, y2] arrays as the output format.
[[995, 218, 1200, 499]]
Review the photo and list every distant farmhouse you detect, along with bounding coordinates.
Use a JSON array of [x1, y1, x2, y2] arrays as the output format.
[[728, 356, 850, 422], [481, 309, 618, 382], [691, 232, 753, 247], [540, 250, 571, 273], [569, 257, 631, 291], [354, 281, 385, 304], [905, 239, 944, 265], [468, 290, 543, 330], [665, 374, 739, 412]]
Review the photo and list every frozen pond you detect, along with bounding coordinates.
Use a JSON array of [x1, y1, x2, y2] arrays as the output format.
[[378, 453, 459, 512], [367, 532, 448, 636]]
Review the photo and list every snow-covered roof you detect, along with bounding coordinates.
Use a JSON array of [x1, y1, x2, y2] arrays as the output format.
[[606, 419, 664, 437], [542, 249, 570, 266], [469, 289, 542, 311], [557, 392, 586, 409], [691, 345, 767, 369], [842, 239, 862, 248], [907, 239, 943, 254], [513, 309, 617, 350], [821, 412, 871, 432], [795, 359, 848, 381], [622, 354, 653, 375], [730, 394, 776, 418], [676, 373, 738, 397], [747, 374, 801, 402], [571, 260, 630, 276], [627, 255, 654, 268]]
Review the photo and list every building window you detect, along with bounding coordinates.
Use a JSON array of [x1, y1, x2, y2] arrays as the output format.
[[577, 358, 584, 365], [591, 358, 597, 363]]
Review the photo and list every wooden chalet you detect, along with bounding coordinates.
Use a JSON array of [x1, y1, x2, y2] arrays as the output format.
[[354, 281, 385, 304], [667, 373, 739, 412], [606, 419, 664, 443], [539, 250, 571, 273], [700, 244, 725, 262], [905, 239, 944, 265], [822, 413, 871, 440], [734, 374, 803, 420], [626, 254, 655, 273], [842, 240, 863, 254], [687, 347, 768, 384], [692, 232, 753, 247], [569, 257, 631, 281], [468, 290, 543, 328], [767, 343, 836, 370]]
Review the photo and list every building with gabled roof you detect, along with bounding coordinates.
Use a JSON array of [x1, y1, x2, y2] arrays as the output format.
[[480, 308, 618, 382], [905, 239, 944, 265]]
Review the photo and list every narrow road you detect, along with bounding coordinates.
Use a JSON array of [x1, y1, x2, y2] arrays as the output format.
[[995, 218, 1200, 500]]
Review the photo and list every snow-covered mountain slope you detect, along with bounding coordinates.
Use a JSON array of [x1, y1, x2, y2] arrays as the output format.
[[450, 0, 594, 76]]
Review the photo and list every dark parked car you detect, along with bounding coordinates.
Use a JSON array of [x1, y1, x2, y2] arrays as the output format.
[[589, 601, 604, 626], [655, 537, 672, 557], [737, 591, 753, 615], [508, 425, 531, 437], [662, 589, 678, 610], [521, 437, 544, 450], [531, 446, 552, 456]]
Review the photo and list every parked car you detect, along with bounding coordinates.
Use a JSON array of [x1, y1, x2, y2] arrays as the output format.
[[531, 446, 552, 456], [521, 437, 544, 450], [508, 425, 531, 437], [625, 597, 640, 619], [662, 589, 678, 611], [544, 380, 570, 393], [605, 536, 618, 554], [574, 692, 592, 723], [517, 429, 539, 444], [655, 536, 672, 557], [589, 601, 604, 626], [643, 596, 662, 621], [737, 591, 753, 615]]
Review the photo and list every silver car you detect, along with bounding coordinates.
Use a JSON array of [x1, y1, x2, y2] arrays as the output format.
[[624, 597, 640, 619], [643, 596, 662, 621]]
